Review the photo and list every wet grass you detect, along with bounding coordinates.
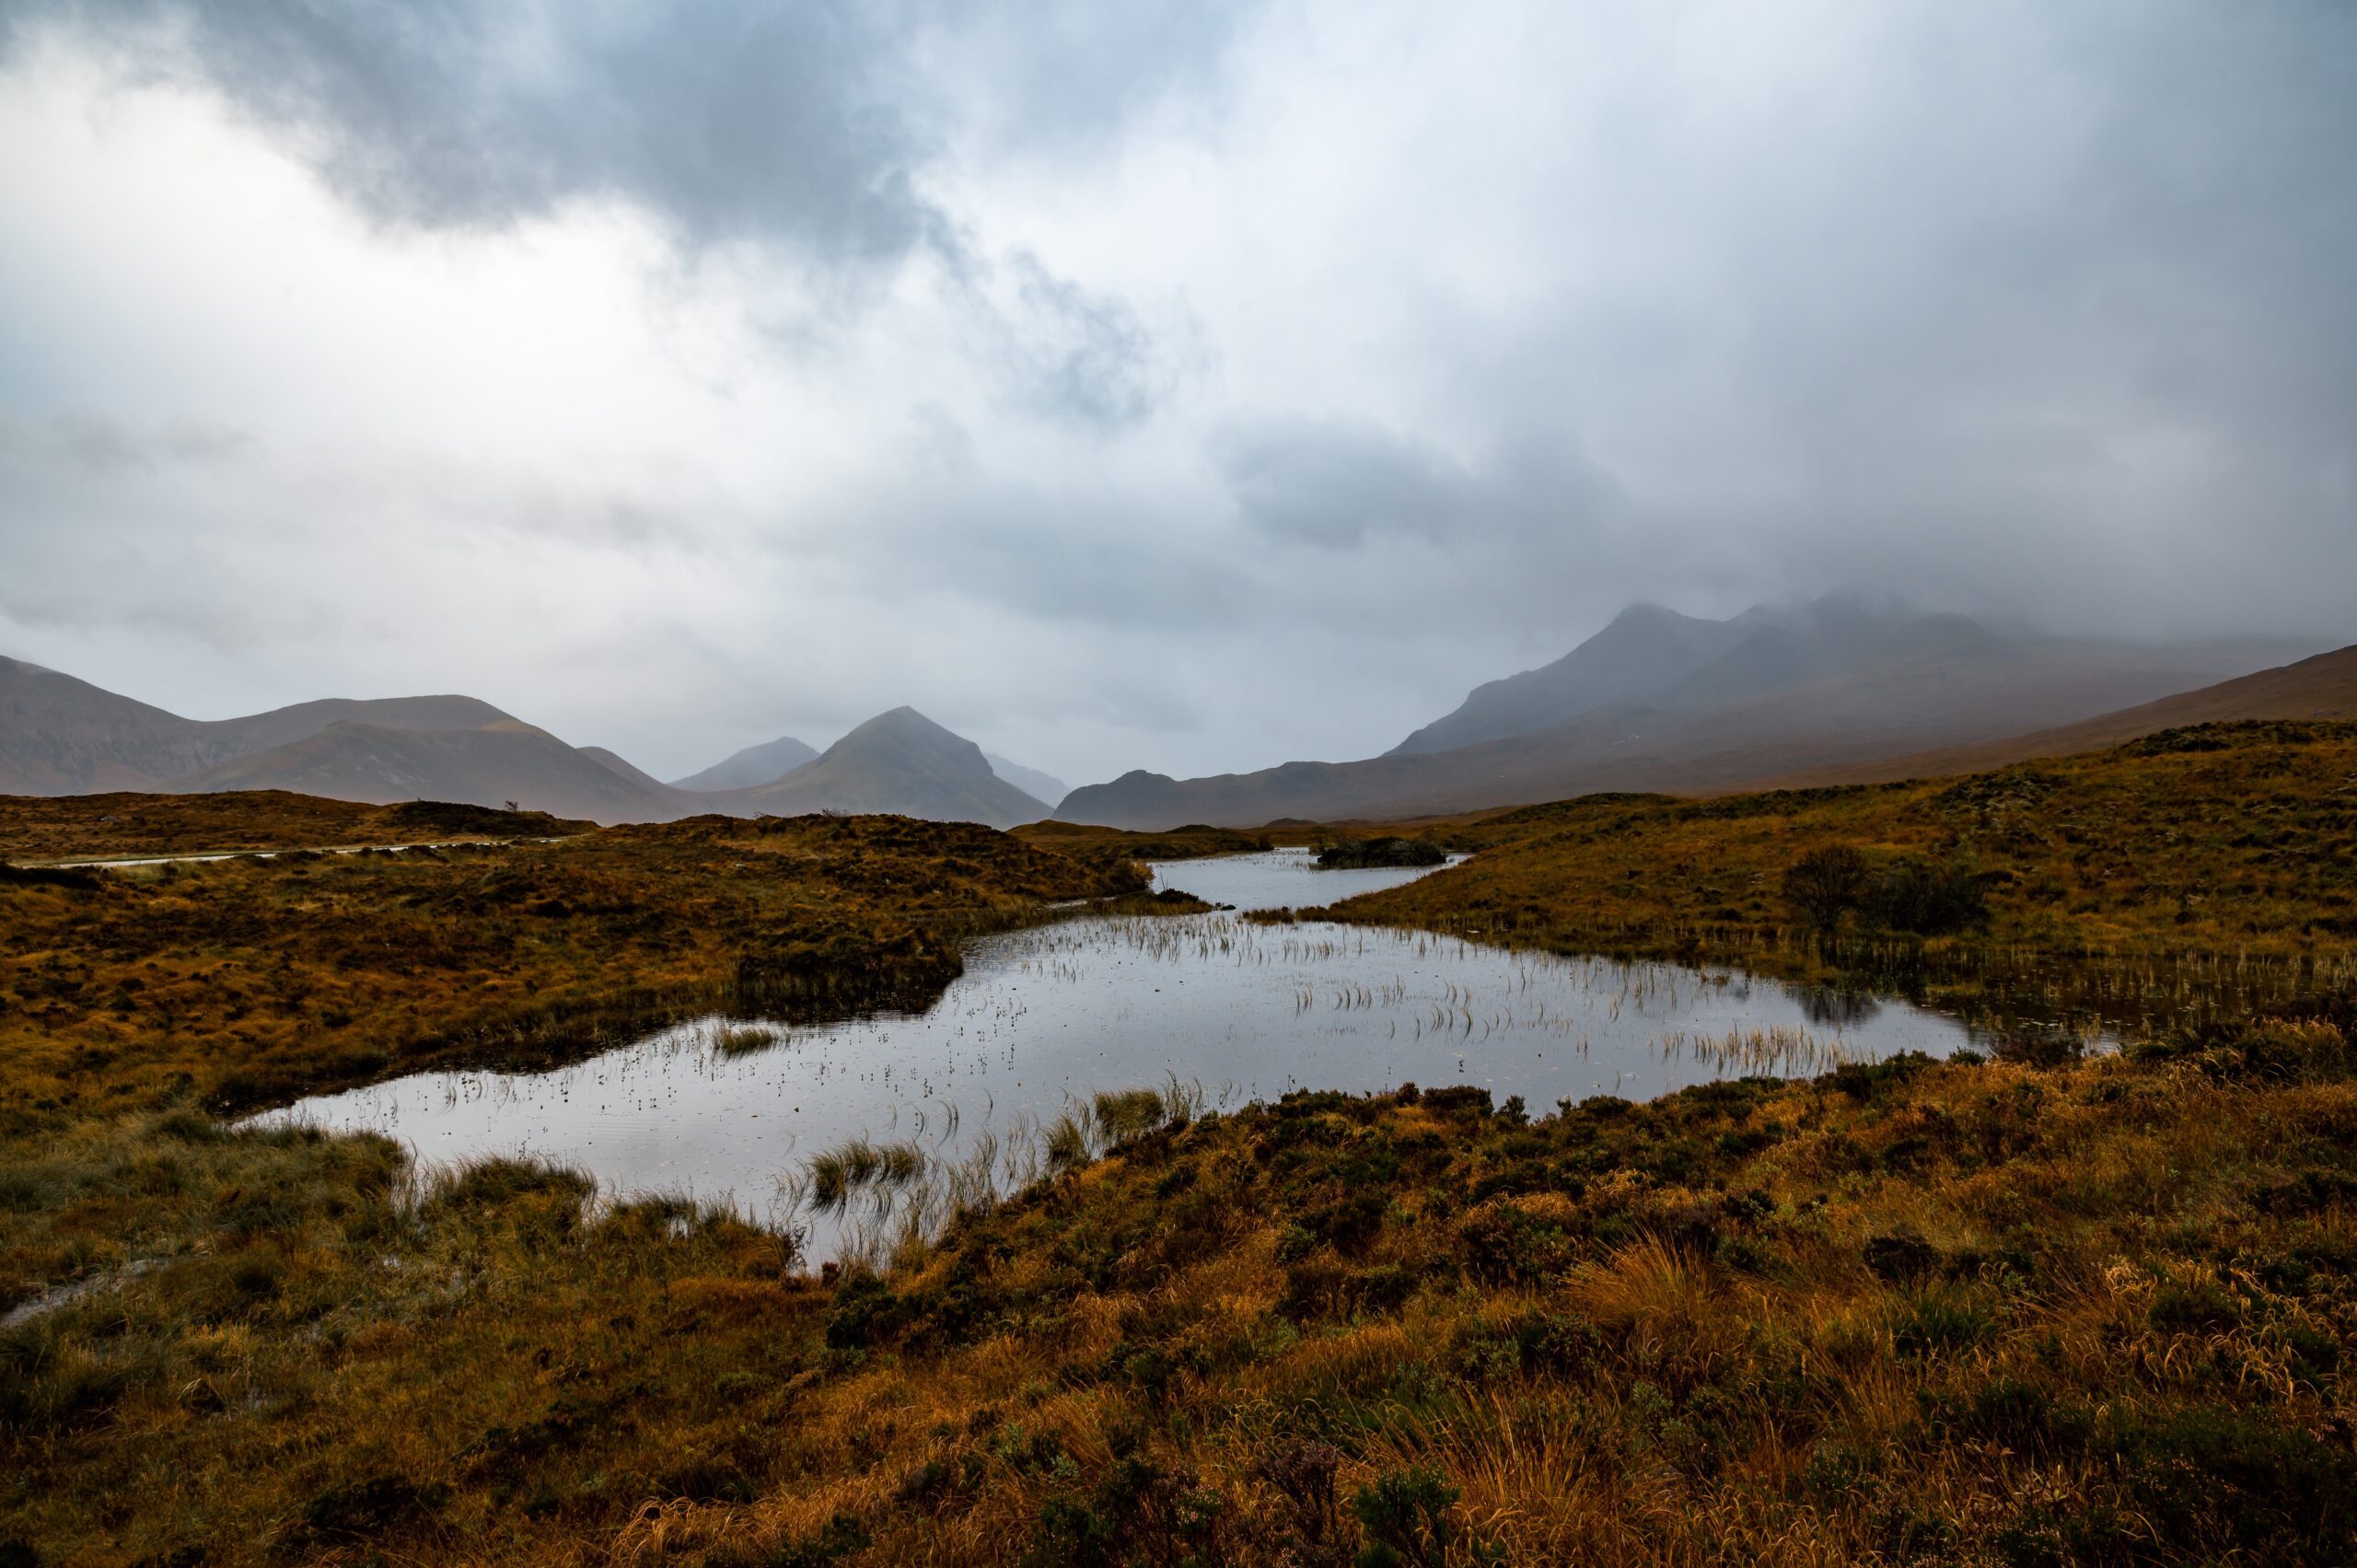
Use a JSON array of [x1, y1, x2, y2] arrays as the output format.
[[0, 791, 586, 864], [18, 1011, 2339, 1562], [709, 1022, 783, 1057], [1338, 721, 2357, 1040], [1011, 820, 1273, 875], [6, 729, 2357, 1562], [0, 802, 1152, 1562]]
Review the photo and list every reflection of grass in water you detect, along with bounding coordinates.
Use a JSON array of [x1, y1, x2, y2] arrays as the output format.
[[811, 1079, 1208, 1268], [1653, 1024, 1874, 1076], [804, 1138, 928, 1214]]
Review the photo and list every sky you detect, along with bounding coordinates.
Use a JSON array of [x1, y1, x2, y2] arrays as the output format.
[[1, 1, 2351, 786]]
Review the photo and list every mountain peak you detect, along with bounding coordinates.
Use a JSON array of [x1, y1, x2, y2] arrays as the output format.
[[669, 732, 819, 792], [736, 706, 1048, 828]]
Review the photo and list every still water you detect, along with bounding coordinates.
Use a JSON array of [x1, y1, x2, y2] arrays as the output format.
[[255, 851, 1970, 1253]]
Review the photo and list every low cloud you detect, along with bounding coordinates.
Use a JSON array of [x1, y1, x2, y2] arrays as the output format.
[[1, 2, 2352, 785]]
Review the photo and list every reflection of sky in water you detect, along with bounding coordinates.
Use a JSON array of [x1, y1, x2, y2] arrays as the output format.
[[1147, 846, 1470, 911], [253, 853, 1969, 1255]]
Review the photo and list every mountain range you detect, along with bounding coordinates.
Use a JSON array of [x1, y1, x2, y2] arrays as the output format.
[[9, 594, 2348, 832], [1056, 595, 2344, 828], [0, 656, 1053, 829]]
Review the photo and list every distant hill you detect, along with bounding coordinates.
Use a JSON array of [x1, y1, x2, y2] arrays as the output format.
[[1, 658, 1056, 830], [0, 656, 519, 796], [1773, 643, 2357, 787], [730, 707, 1051, 829], [668, 735, 820, 792], [1058, 598, 2326, 829], [986, 753, 1068, 808], [173, 721, 689, 825]]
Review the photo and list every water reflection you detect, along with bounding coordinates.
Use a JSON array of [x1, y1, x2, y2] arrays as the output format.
[[1148, 845, 1469, 912], [1798, 988, 1883, 1029], [256, 854, 1973, 1260]]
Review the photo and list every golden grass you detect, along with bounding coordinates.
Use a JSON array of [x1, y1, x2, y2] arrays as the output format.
[[6, 736, 2357, 1562]]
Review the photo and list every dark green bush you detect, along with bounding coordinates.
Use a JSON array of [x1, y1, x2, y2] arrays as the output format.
[[1353, 1466, 1458, 1568], [1863, 855, 1991, 935]]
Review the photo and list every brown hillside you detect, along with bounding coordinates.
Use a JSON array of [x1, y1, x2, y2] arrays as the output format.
[[1774, 643, 2357, 788]]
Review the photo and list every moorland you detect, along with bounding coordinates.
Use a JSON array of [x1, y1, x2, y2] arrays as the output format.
[[2, 722, 2353, 1563]]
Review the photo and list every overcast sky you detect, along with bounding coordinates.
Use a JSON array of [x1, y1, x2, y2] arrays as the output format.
[[2, 2, 2351, 784]]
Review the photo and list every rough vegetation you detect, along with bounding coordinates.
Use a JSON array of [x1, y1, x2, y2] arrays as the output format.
[[0, 810, 1135, 1312], [1342, 722, 2357, 1034], [0, 791, 588, 865], [1314, 837, 1447, 871], [1014, 821, 1274, 876], [4, 725, 2355, 1562]]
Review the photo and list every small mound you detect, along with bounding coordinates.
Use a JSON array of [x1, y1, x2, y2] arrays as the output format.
[[1315, 837, 1446, 869]]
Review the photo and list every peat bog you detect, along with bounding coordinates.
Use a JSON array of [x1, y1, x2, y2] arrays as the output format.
[[4, 723, 2356, 1563]]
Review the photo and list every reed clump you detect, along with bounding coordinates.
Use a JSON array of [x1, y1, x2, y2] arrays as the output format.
[[709, 1022, 782, 1056]]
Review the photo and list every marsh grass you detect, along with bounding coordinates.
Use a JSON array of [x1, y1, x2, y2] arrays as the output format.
[[709, 1021, 784, 1056], [9, 1010, 2357, 1562], [1342, 722, 2357, 1035], [807, 1082, 1206, 1264], [9, 734, 2357, 1562]]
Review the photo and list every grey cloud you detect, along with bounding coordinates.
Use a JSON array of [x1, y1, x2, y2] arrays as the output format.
[[993, 252, 1169, 431], [1221, 421, 1629, 558], [6, 0, 1204, 433], [5, 3, 2355, 787], [0, 414, 254, 472], [902, 0, 1252, 154], [11, 0, 939, 266], [820, 459, 1256, 634], [1222, 421, 1468, 549]]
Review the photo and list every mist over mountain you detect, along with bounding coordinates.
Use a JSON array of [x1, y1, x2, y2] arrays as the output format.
[[986, 754, 1068, 809], [4, 6, 2350, 786], [1056, 598, 2334, 829], [668, 736, 821, 793], [1392, 597, 2001, 756]]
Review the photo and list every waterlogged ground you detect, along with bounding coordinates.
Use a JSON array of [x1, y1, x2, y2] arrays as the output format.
[[253, 851, 1972, 1257]]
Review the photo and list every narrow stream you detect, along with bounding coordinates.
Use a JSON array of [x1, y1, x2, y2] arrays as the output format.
[[254, 850, 1973, 1258]]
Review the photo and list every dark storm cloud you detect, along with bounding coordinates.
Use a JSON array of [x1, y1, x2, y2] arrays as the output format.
[[0, 0, 1220, 428]]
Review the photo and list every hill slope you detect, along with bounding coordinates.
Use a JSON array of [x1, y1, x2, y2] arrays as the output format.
[[0, 656, 519, 795], [1060, 605, 2320, 829], [1394, 596, 2003, 756], [0, 656, 214, 794], [730, 707, 1051, 828], [1777, 643, 2357, 787], [169, 721, 689, 825], [669, 735, 820, 792]]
